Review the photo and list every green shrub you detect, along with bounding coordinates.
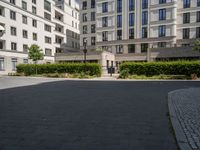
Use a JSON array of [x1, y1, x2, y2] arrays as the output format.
[[119, 61, 200, 77], [119, 68, 130, 79], [17, 63, 102, 76]]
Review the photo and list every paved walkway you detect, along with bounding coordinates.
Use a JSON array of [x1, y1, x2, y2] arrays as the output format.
[[168, 88, 200, 150]]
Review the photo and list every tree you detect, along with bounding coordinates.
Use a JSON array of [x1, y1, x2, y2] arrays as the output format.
[[193, 40, 200, 53], [28, 44, 44, 74]]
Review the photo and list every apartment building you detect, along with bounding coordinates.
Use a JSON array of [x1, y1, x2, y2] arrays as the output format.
[[80, 0, 200, 59], [0, 0, 80, 74]]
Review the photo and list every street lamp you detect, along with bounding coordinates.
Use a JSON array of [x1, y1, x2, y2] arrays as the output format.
[[83, 39, 87, 64]]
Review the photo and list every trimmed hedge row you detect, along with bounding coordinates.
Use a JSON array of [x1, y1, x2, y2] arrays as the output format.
[[120, 61, 200, 76], [17, 63, 102, 76]]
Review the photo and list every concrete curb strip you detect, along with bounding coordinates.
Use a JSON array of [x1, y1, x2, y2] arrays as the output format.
[[168, 88, 200, 150]]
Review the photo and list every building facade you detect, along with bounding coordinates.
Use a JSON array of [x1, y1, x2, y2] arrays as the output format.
[[80, 0, 200, 58], [0, 0, 80, 74]]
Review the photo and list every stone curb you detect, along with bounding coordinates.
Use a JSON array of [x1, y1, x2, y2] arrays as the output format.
[[168, 90, 192, 150]]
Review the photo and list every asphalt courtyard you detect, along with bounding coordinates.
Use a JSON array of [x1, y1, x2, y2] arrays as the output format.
[[0, 77, 200, 150]]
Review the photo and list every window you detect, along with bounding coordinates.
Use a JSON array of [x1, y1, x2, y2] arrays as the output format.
[[10, 11, 16, 20], [128, 44, 135, 53], [142, 0, 148, 9], [91, 12, 95, 21], [23, 59, 28, 64], [91, 24, 96, 33], [102, 17, 108, 27], [102, 31, 108, 41], [44, 0, 51, 12], [142, 27, 147, 38], [0, 58, 4, 71], [32, 19, 37, 27], [22, 15, 28, 24], [83, 25, 87, 34], [72, 21, 74, 27], [10, 27, 17, 36], [32, 0, 36, 4], [142, 11, 148, 25], [129, 0, 135, 11], [82, 1, 87, 10], [183, 13, 190, 24], [10, 0, 15, 5], [117, 30, 122, 40], [0, 41, 4, 49], [159, 9, 166, 20], [129, 13, 134, 26], [159, 25, 166, 37], [45, 36, 51, 44], [141, 43, 148, 53], [82, 13, 87, 22], [91, 37, 96, 45], [117, 0, 122, 13], [116, 45, 123, 54], [11, 42, 17, 50], [183, 28, 190, 39], [69, 0, 71, 6], [11, 58, 17, 71], [129, 28, 134, 39], [32, 6, 37, 14], [159, 0, 166, 4], [0, 6, 5, 16], [23, 30, 28, 38], [183, 0, 190, 8], [196, 27, 200, 38], [33, 33, 37, 41], [45, 48, 52, 56], [44, 24, 51, 32], [44, 12, 51, 20], [158, 42, 166, 48], [117, 15, 122, 27], [198, 0, 200, 6], [197, 11, 200, 22], [91, 0, 95, 8], [22, 1, 27, 10], [102, 2, 108, 13], [23, 44, 28, 53]]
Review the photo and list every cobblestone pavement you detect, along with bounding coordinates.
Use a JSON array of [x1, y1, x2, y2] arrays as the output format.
[[169, 88, 200, 150]]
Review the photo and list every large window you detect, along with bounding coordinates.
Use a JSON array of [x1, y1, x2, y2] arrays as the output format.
[[129, 0, 135, 11], [0, 58, 4, 71], [10, 11, 16, 20], [45, 24, 51, 32], [129, 13, 134, 26], [142, 0, 148, 9], [44, 0, 51, 12], [91, 0, 95, 8], [91, 37, 96, 45], [11, 58, 17, 71], [10, 26, 17, 36], [117, 30, 122, 40], [196, 27, 200, 38], [183, 0, 190, 8], [128, 44, 135, 53], [10, 0, 15, 5], [23, 30, 28, 38], [129, 28, 134, 39], [82, 1, 87, 10], [32, 6, 37, 14], [141, 43, 148, 53], [159, 25, 166, 37], [159, 0, 166, 4], [197, 11, 200, 22], [82, 13, 87, 22], [159, 9, 166, 20], [102, 2, 108, 13], [45, 48, 52, 56], [117, 15, 122, 27], [22, 15, 27, 24], [117, 0, 122, 13], [91, 24, 96, 33], [102, 31, 108, 41], [22, 1, 27, 10], [142, 11, 148, 25], [102, 17, 108, 27], [183, 13, 190, 24], [91, 12, 95, 21], [83, 25, 87, 34], [116, 45, 123, 54], [142, 27, 147, 38], [198, 0, 200, 6], [183, 28, 190, 39], [0, 6, 5, 16], [11, 42, 17, 50]]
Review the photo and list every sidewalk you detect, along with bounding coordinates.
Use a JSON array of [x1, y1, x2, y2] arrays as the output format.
[[168, 88, 200, 150]]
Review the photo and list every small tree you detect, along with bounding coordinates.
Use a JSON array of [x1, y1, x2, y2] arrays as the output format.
[[28, 44, 44, 74], [193, 40, 200, 53]]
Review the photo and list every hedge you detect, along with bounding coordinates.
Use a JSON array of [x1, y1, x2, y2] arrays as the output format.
[[119, 61, 200, 76], [17, 63, 102, 76]]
